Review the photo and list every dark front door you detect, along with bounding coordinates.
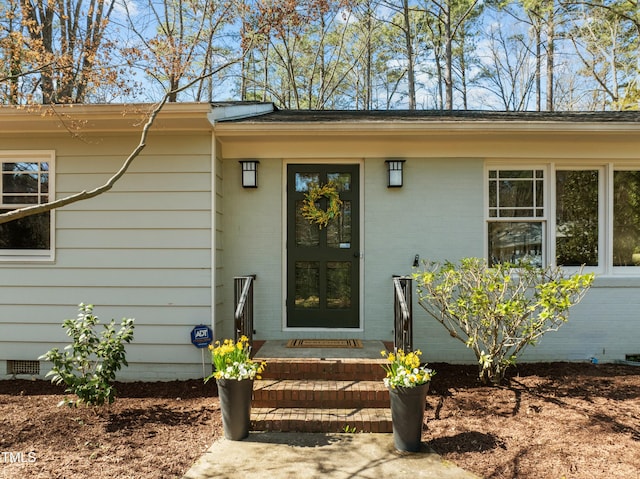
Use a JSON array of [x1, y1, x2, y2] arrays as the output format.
[[287, 164, 360, 328]]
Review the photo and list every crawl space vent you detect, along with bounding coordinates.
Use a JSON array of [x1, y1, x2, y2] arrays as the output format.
[[7, 360, 40, 376]]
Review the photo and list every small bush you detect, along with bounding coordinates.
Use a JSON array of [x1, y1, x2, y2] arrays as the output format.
[[415, 258, 594, 385], [39, 303, 135, 407]]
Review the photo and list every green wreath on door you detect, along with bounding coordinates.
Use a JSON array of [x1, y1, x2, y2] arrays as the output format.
[[300, 181, 342, 229]]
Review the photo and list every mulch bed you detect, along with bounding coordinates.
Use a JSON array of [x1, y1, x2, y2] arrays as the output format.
[[1, 362, 638, 479]]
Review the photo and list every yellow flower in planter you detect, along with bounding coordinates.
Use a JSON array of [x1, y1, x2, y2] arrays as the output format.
[[381, 348, 435, 389], [204, 336, 266, 382]]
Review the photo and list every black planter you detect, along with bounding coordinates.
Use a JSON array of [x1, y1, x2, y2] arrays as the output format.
[[388, 382, 429, 452], [216, 378, 254, 440]]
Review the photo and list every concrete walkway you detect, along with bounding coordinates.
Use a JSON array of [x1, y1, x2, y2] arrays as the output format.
[[183, 431, 480, 479]]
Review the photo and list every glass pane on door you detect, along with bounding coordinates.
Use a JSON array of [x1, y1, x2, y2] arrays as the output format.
[[327, 172, 351, 191], [295, 173, 320, 192], [296, 200, 320, 247], [295, 261, 319, 309], [326, 262, 351, 309], [327, 201, 351, 249]]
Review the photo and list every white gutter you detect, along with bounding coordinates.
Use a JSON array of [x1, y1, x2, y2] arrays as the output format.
[[208, 103, 274, 123], [213, 119, 640, 135]]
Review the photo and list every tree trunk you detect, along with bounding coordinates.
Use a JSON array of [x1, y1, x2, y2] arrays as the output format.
[[435, 47, 444, 110], [535, 23, 542, 111], [22, 0, 56, 103], [444, 7, 453, 110], [365, 3, 373, 110], [545, 0, 555, 111], [458, 25, 468, 109], [402, 0, 416, 110]]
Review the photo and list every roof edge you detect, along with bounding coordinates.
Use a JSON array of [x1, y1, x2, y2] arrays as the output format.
[[213, 108, 640, 134], [209, 102, 275, 123], [0, 102, 216, 134]]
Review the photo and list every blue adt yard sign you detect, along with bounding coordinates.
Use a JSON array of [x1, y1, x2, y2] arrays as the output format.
[[190, 325, 213, 348]]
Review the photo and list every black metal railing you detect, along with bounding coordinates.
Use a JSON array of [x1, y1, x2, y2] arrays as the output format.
[[234, 274, 256, 342], [392, 275, 413, 352]]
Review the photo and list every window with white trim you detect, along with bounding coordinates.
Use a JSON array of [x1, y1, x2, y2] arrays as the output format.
[[555, 169, 600, 267], [488, 164, 640, 274], [613, 170, 640, 267], [0, 151, 54, 260], [488, 169, 544, 267]]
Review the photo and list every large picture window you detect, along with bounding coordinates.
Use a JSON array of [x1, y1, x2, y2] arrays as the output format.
[[0, 152, 54, 260]]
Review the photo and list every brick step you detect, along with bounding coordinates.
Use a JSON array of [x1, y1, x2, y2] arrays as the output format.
[[251, 407, 393, 433], [253, 379, 389, 408], [259, 358, 387, 381]]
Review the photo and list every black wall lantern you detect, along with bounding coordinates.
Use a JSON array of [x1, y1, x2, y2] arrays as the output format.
[[385, 160, 405, 187], [240, 160, 259, 188]]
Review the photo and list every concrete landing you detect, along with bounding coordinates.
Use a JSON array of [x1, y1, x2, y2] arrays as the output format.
[[183, 432, 480, 479]]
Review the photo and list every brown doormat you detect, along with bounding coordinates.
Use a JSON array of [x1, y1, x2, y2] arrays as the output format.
[[286, 339, 363, 349]]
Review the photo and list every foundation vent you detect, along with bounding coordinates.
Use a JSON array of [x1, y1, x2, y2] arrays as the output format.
[[7, 360, 40, 376]]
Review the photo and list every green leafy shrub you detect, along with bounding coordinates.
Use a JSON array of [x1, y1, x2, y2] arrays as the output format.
[[414, 258, 594, 385], [39, 303, 135, 407]]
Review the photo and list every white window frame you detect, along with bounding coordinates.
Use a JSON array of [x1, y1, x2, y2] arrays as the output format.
[[485, 163, 549, 267], [550, 165, 605, 275], [610, 164, 640, 276], [0, 150, 55, 262], [487, 161, 640, 277]]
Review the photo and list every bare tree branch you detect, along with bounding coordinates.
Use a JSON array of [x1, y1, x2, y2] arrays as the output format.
[[0, 97, 166, 225], [0, 56, 245, 226]]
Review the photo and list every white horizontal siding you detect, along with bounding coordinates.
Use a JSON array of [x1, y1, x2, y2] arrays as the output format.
[[56, 229, 210, 249], [42, 132, 210, 159], [56, 171, 212, 193], [6, 344, 210, 368], [56, 210, 210, 229], [0, 131, 214, 380], [0, 286, 209, 306], [0, 268, 210, 287], [2, 323, 204, 345], [0, 304, 210, 325], [57, 191, 209, 211], [58, 153, 211, 174], [52, 248, 210, 268]]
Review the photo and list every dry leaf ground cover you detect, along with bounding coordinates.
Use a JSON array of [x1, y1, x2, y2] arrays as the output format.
[[1, 362, 638, 479]]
